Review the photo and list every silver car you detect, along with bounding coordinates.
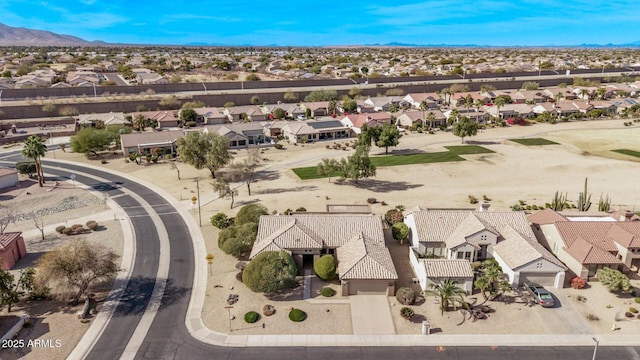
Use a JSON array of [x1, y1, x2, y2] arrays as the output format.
[[527, 285, 555, 307]]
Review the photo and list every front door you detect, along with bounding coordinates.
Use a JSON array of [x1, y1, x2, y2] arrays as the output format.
[[302, 254, 314, 269], [478, 245, 488, 261]]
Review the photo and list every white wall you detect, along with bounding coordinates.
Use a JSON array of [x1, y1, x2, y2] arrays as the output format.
[[409, 248, 428, 291], [0, 172, 18, 190]]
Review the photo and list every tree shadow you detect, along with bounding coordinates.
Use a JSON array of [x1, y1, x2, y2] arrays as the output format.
[[253, 185, 318, 195], [464, 140, 501, 145], [12, 251, 46, 270], [111, 276, 190, 317], [0, 316, 52, 359], [254, 170, 281, 181], [386, 148, 427, 155], [264, 282, 304, 302], [410, 313, 427, 323], [233, 198, 261, 207], [343, 179, 424, 193]]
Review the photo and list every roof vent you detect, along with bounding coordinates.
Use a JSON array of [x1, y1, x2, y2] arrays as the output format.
[[479, 202, 490, 212]]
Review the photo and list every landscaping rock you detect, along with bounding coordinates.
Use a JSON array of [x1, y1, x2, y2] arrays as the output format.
[[263, 304, 275, 316]]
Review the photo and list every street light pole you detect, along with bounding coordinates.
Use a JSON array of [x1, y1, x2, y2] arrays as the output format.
[[592, 337, 599, 360], [195, 178, 202, 226], [225, 306, 233, 332]]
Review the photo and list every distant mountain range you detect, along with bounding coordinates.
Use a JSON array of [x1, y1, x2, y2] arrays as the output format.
[[0, 23, 105, 46], [1, 23, 639, 48]]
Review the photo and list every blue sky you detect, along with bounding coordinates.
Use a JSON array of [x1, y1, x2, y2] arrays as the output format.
[[2, 0, 640, 46]]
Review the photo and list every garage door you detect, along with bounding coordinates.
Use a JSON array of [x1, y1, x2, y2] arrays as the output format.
[[348, 280, 388, 295], [521, 273, 556, 287]]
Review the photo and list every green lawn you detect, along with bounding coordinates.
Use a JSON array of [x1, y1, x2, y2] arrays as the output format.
[[292, 145, 494, 180], [509, 138, 559, 146], [612, 149, 640, 158]]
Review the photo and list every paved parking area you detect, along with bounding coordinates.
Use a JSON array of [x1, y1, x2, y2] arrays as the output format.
[[350, 295, 396, 335]]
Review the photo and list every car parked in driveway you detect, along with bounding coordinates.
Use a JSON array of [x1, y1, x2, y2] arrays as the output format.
[[526, 285, 555, 307]]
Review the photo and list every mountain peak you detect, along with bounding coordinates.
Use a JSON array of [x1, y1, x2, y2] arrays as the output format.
[[0, 23, 92, 46]]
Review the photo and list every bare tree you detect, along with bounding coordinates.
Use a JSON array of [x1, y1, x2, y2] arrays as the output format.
[[169, 162, 181, 180], [31, 212, 45, 241], [212, 177, 238, 209], [229, 147, 261, 195], [0, 204, 16, 234]]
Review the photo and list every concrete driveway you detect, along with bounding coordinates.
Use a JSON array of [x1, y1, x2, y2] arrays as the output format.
[[350, 295, 396, 335], [533, 290, 594, 334]]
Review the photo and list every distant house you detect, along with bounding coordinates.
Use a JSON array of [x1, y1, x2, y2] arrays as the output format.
[[281, 119, 350, 143], [120, 130, 184, 157], [0, 232, 27, 270], [129, 111, 180, 128], [223, 105, 266, 122], [444, 108, 490, 123], [193, 107, 227, 125], [250, 214, 398, 296], [300, 101, 330, 117], [484, 104, 535, 119], [403, 92, 443, 109], [78, 112, 126, 128], [204, 122, 269, 148], [340, 112, 392, 134], [137, 72, 169, 85], [396, 110, 446, 128], [0, 167, 19, 190], [528, 209, 640, 280], [363, 96, 407, 112], [512, 90, 548, 104]]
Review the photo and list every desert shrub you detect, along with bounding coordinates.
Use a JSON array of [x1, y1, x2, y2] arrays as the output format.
[[385, 209, 404, 225], [15, 161, 37, 177], [289, 308, 307, 322], [482, 195, 491, 201], [635, 297, 640, 304], [243, 251, 298, 293], [532, 204, 538, 210], [62, 227, 74, 235], [185, 121, 197, 128], [210, 212, 230, 229], [314, 255, 337, 281], [586, 314, 599, 321], [570, 276, 587, 289], [55, 225, 66, 234], [101, 159, 107, 164], [321, 287, 335, 297], [73, 226, 86, 234], [218, 222, 259, 258], [395, 287, 416, 305], [263, 304, 275, 316], [274, 143, 283, 150], [86, 221, 98, 230], [630, 307, 638, 313], [598, 267, 633, 292], [367, 198, 377, 204], [295, 207, 307, 212], [468, 195, 478, 204], [235, 204, 268, 226], [244, 311, 260, 323], [392, 222, 410, 243], [400, 307, 414, 320]]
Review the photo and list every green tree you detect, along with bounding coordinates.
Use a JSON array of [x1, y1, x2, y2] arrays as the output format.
[[348, 86, 361, 98], [340, 145, 376, 184], [218, 222, 258, 258], [328, 100, 338, 115], [0, 265, 35, 312], [283, 89, 299, 102], [35, 238, 119, 304], [273, 108, 286, 119], [21, 135, 47, 187], [316, 158, 341, 182], [242, 251, 298, 293], [177, 131, 232, 178], [463, 94, 474, 113], [245, 74, 261, 81], [304, 89, 338, 102], [180, 108, 198, 126], [474, 259, 511, 301], [210, 212, 230, 229], [158, 95, 181, 110], [375, 123, 401, 154], [342, 98, 357, 113], [452, 116, 478, 144], [521, 81, 540, 90], [391, 222, 409, 244], [70, 128, 116, 157], [182, 101, 206, 109], [424, 278, 469, 315], [597, 267, 632, 292], [493, 96, 506, 120], [314, 255, 337, 280], [235, 204, 268, 225]]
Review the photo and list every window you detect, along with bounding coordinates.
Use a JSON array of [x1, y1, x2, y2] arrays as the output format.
[[480, 234, 487, 241], [536, 262, 543, 269], [465, 251, 472, 259], [456, 252, 464, 259]]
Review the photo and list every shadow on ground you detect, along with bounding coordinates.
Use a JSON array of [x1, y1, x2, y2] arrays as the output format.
[[111, 277, 190, 317], [253, 185, 318, 195], [334, 178, 423, 193]]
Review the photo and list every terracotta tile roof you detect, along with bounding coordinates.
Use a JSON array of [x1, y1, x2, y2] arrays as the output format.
[[565, 237, 622, 265], [527, 209, 568, 225], [555, 221, 621, 252], [493, 226, 567, 270], [410, 210, 536, 246], [421, 259, 473, 278], [0, 232, 22, 249], [338, 233, 398, 280]]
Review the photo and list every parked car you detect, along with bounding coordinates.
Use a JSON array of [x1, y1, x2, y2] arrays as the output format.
[[526, 285, 555, 307]]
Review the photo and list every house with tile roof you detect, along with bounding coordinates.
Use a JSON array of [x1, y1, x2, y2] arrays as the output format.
[[528, 208, 640, 280], [250, 214, 398, 295], [0, 232, 26, 270], [280, 119, 351, 144], [396, 110, 446, 128], [405, 207, 566, 288], [340, 113, 392, 134]]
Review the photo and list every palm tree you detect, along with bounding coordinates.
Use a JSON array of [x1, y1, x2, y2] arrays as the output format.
[[463, 94, 474, 115], [22, 135, 47, 187], [328, 100, 338, 116], [474, 259, 511, 301], [424, 278, 469, 315], [419, 100, 429, 125], [439, 88, 452, 106], [447, 108, 459, 126], [426, 112, 436, 130], [579, 88, 590, 100], [493, 96, 506, 121]]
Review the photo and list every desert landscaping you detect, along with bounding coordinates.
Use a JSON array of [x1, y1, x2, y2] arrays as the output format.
[[1, 117, 640, 360]]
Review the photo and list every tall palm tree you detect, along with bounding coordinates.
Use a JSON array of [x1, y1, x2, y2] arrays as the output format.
[[22, 135, 47, 187], [426, 112, 436, 130], [425, 278, 469, 315], [440, 88, 452, 107], [493, 96, 506, 121], [419, 100, 429, 125], [463, 94, 474, 115], [328, 100, 338, 116]]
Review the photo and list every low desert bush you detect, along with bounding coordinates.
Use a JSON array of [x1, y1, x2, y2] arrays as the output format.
[[586, 313, 599, 321], [274, 143, 283, 150], [570, 276, 587, 289], [367, 198, 377, 204], [62, 227, 74, 235], [289, 308, 307, 322], [86, 221, 98, 230], [395, 287, 416, 305], [55, 225, 66, 234], [400, 307, 414, 320], [635, 297, 640, 304], [321, 287, 335, 297], [630, 307, 638, 314], [244, 311, 260, 323]]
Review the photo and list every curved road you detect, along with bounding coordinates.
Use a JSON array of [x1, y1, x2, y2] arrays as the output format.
[[1, 152, 639, 359]]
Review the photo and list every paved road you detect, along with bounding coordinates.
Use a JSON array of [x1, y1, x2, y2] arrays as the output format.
[[3, 152, 640, 359]]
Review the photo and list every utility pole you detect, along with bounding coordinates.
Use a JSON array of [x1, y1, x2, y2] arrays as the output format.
[[225, 306, 233, 332], [592, 337, 599, 360], [195, 178, 202, 226]]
